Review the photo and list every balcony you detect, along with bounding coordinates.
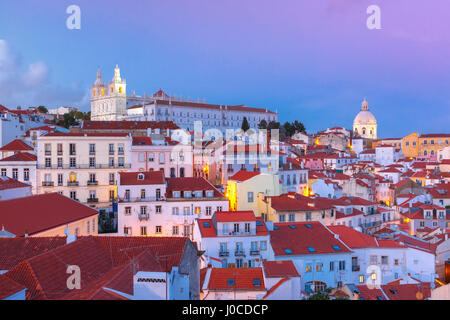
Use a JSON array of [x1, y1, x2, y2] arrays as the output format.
[[87, 198, 99, 203], [352, 265, 360, 272], [37, 163, 131, 169], [118, 150, 124, 155], [109, 180, 116, 185], [42, 181, 54, 187], [57, 151, 63, 155], [138, 213, 150, 220], [219, 251, 229, 257], [45, 151, 51, 156], [67, 181, 79, 187], [87, 181, 98, 186], [119, 197, 163, 203], [235, 250, 245, 257], [250, 249, 260, 256], [89, 151, 96, 155], [109, 150, 114, 155]]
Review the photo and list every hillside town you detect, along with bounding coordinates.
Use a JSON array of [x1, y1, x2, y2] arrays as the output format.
[[0, 66, 449, 300]]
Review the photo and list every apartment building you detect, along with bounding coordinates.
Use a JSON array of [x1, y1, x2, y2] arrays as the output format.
[[117, 172, 229, 238], [35, 132, 132, 208], [130, 135, 193, 178], [193, 210, 270, 269]]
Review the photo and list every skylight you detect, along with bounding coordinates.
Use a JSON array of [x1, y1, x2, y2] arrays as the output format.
[[203, 222, 211, 228], [273, 226, 279, 230], [284, 249, 293, 254], [307, 247, 316, 252], [305, 224, 312, 229], [253, 279, 261, 287], [227, 279, 235, 287], [332, 245, 341, 251], [288, 225, 296, 229], [256, 220, 262, 226]]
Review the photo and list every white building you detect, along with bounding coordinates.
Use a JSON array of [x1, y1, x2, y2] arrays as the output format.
[[376, 144, 403, 166], [193, 210, 270, 269], [117, 172, 229, 239], [90, 66, 277, 132], [0, 106, 48, 147], [329, 225, 411, 285], [268, 221, 353, 293], [0, 176, 32, 201], [130, 135, 193, 178], [353, 98, 377, 140], [0, 152, 36, 193], [35, 132, 132, 208]]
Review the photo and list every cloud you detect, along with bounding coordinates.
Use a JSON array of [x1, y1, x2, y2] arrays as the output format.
[[0, 40, 87, 109], [23, 61, 49, 88]]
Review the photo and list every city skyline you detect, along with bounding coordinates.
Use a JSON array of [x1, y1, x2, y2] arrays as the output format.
[[1, 0, 450, 137]]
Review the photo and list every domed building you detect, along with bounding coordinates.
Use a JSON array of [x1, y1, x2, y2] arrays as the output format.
[[353, 98, 377, 139]]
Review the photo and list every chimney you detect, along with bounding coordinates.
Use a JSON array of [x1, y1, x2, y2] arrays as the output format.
[[334, 234, 339, 239]]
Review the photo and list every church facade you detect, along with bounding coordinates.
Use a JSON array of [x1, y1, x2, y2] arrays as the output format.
[[90, 66, 277, 133], [353, 98, 377, 140]]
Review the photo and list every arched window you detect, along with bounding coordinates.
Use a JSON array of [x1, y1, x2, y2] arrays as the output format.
[[362, 128, 366, 135]]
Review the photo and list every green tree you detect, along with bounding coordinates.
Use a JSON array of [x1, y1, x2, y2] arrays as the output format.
[[283, 121, 295, 137], [241, 116, 250, 132], [267, 121, 280, 131], [74, 111, 84, 119], [37, 106, 48, 113], [293, 120, 306, 134], [306, 288, 332, 300], [257, 119, 267, 129]]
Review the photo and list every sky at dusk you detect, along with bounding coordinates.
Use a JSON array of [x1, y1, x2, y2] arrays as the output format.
[[0, 0, 449, 137]]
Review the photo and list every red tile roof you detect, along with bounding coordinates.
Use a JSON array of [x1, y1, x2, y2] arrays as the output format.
[[197, 217, 268, 238], [229, 170, 261, 182], [381, 283, 431, 300], [0, 193, 98, 236], [154, 99, 276, 114], [328, 225, 405, 249], [356, 285, 387, 300], [0, 237, 67, 270], [119, 170, 165, 186], [166, 177, 225, 198], [0, 274, 25, 299], [0, 139, 33, 151], [262, 260, 300, 278], [0, 236, 191, 300], [44, 132, 130, 137], [0, 176, 30, 191], [267, 195, 317, 211], [82, 120, 180, 130], [270, 221, 352, 256], [206, 268, 266, 291], [215, 211, 256, 222], [0, 152, 37, 162]]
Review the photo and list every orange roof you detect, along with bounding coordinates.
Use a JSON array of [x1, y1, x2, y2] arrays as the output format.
[[215, 211, 256, 222], [0, 139, 33, 151], [206, 268, 266, 291], [119, 171, 165, 186], [229, 170, 261, 182], [0, 152, 37, 162], [262, 260, 299, 278], [0, 193, 98, 236], [270, 221, 352, 256]]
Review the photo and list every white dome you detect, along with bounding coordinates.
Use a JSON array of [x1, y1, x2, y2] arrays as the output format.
[[354, 110, 377, 125]]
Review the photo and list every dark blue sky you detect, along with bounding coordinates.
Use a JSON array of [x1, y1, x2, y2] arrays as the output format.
[[0, 0, 449, 137]]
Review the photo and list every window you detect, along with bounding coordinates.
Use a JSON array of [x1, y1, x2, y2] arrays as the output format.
[[70, 157, 76, 168], [148, 153, 154, 162], [370, 255, 378, 265], [155, 226, 162, 234], [316, 263, 323, 272], [125, 207, 131, 215], [155, 205, 162, 213], [140, 206, 147, 215], [159, 153, 165, 164], [216, 206, 222, 212], [124, 227, 131, 235], [109, 157, 115, 168], [306, 212, 312, 221], [183, 207, 190, 215], [330, 261, 335, 271], [12, 169, 18, 180], [23, 168, 29, 181], [109, 144, 114, 154], [381, 256, 388, 265], [57, 174, 63, 186], [89, 144, 95, 154], [260, 241, 267, 251], [245, 223, 250, 233], [359, 275, 364, 283], [118, 157, 124, 168], [0, 169, 6, 176], [57, 157, 63, 168], [247, 192, 254, 203], [92, 218, 96, 233], [306, 264, 312, 272], [279, 214, 286, 222], [206, 206, 212, 216], [140, 226, 147, 236], [45, 158, 51, 168], [339, 261, 345, 271], [288, 214, 295, 222], [70, 191, 77, 200], [87, 221, 90, 235], [172, 207, 179, 215], [109, 173, 115, 184], [234, 223, 240, 233], [69, 143, 76, 155], [394, 259, 399, 266], [172, 226, 179, 235], [195, 207, 201, 214], [140, 189, 146, 199], [44, 143, 51, 155], [118, 143, 124, 155]]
